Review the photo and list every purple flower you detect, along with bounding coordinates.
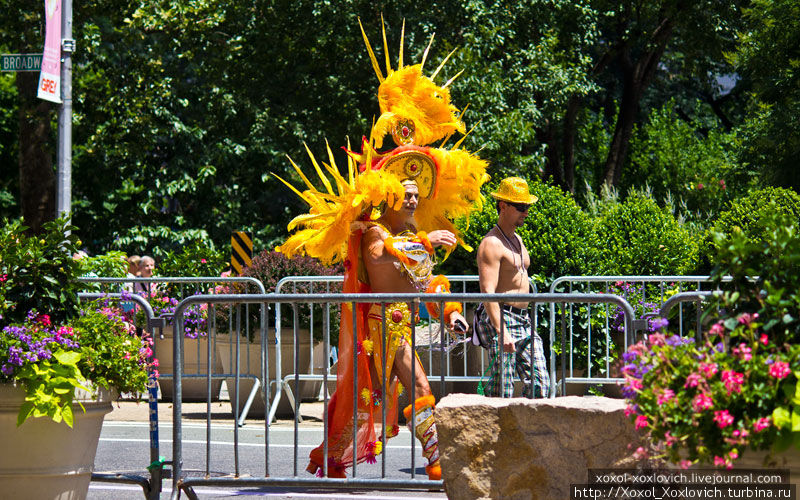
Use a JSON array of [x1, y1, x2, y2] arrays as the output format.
[[649, 317, 669, 331]]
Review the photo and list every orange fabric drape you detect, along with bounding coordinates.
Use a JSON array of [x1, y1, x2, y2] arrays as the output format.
[[307, 229, 401, 475]]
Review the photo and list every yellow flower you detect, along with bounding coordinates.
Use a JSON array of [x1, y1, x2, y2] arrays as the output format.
[[373, 440, 383, 456], [397, 382, 404, 396]]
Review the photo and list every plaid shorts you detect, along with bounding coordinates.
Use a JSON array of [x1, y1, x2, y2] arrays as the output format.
[[476, 305, 550, 398]]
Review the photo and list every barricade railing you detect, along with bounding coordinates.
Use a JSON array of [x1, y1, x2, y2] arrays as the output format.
[[79, 277, 268, 426], [547, 275, 731, 397], [78, 292, 165, 500], [168, 291, 635, 499], [272, 275, 542, 422]]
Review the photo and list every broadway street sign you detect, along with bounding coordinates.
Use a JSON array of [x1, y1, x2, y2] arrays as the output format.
[[1, 53, 42, 72]]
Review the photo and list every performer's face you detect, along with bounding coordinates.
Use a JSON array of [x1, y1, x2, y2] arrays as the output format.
[[401, 183, 419, 215]]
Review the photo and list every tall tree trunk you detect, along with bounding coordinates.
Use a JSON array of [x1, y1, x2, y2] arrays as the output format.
[[602, 18, 675, 188], [539, 122, 563, 188], [562, 96, 581, 194], [17, 72, 55, 234]]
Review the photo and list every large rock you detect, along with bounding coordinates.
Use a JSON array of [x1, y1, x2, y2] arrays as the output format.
[[435, 394, 643, 500]]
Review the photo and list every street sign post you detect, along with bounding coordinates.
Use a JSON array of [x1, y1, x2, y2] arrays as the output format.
[[1, 54, 42, 72]]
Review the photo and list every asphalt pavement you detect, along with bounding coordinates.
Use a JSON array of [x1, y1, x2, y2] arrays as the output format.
[[88, 393, 448, 500]]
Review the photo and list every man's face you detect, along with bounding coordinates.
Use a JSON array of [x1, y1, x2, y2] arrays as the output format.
[[503, 201, 530, 227], [402, 183, 419, 214]]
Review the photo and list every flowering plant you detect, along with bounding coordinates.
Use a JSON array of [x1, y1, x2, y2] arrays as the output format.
[[133, 289, 208, 339], [621, 316, 799, 468], [622, 210, 800, 468], [0, 301, 154, 426]]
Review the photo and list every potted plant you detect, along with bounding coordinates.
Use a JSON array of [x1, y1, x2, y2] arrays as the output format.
[[0, 217, 153, 500], [216, 250, 342, 418], [620, 209, 800, 482], [134, 288, 223, 402]]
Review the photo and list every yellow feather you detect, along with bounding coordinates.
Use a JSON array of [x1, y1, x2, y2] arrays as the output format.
[[359, 17, 384, 82]]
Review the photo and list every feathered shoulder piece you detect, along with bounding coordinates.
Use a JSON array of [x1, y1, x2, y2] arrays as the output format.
[[275, 18, 489, 265]]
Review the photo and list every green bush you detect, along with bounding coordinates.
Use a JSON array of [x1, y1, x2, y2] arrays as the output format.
[[592, 191, 699, 275], [77, 251, 128, 278], [158, 239, 228, 278], [700, 187, 800, 271], [0, 216, 83, 328], [447, 178, 598, 281]]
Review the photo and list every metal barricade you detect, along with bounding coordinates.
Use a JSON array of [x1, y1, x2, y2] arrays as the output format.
[[79, 277, 267, 426], [78, 292, 165, 500], [547, 275, 730, 398], [168, 291, 635, 499], [272, 276, 543, 422]]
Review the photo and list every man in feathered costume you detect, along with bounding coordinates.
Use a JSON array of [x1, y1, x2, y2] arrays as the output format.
[[275, 19, 490, 480]]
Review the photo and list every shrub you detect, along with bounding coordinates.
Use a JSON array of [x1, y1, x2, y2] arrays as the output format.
[[700, 186, 800, 271], [238, 251, 343, 344], [592, 191, 699, 275], [157, 239, 228, 278], [76, 251, 128, 278], [0, 216, 83, 328]]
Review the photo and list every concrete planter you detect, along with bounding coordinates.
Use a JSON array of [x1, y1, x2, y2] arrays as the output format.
[[217, 329, 324, 418], [0, 383, 113, 500], [154, 333, 224, 402]]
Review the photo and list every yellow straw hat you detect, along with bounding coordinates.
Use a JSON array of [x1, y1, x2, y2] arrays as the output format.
[[490, 177, 538, 204]]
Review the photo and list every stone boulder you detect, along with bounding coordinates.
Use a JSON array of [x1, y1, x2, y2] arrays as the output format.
[[435, 394, 643, 500]]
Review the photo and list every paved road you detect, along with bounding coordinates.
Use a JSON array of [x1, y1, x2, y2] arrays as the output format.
[[87, 400, 447, 500]]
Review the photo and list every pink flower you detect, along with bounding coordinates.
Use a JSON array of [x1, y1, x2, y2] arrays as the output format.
[[721, 370, 744, 394], [124, 352, 131, 360], [699, 362, 718, 377], [679, 460, 693, 469], [664, 431, 677, 446], [753, 417, 771, 433], [720, 179, 726, 189], [152, 358, 159, 367], [685, 373, 702, 388], [624, 404, 637, 417], [201, 259, 207, 264], [0, 274, 7, 282], [714, 410, 734, 428], [714, 456, 726, 467], [709, 322, 725, 336], [733, 343, 752, 361], [692, 393, 714, 411], [697, 183, 704, 190], [737, 312, 759, 325], [634, 415, 648, 430], [732, 429, 749, 439], [36, 313, 51, 326], [769, 361, 791, 379], [657, 389, 675, 405], [58, 326, 75, 336], [728, 450, 739, 461], [633, 447, 649, 460], [760, 334, 769, 346], [153, 370, 160, 379]]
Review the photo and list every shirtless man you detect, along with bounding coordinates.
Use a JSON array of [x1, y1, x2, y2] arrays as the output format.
[[475, 177, 550, 398]]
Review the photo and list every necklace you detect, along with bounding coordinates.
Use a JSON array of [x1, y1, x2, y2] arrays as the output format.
[[495, 224, 525, 275]]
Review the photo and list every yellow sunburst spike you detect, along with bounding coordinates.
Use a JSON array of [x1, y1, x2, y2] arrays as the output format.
[[271, 172, 315, 206], [451, 120, 480, 150], [285, 154, 317, 192], [323, 138, 350, 193], [381, 14, 392, 75], [304, 143, 334, 195], [420, 32, 435, 73], [398, 18, 405, 70], [346, 136, 356, 186], [358, 17, 384, 82], [439, 104, 469, 148], [443, 68, 464, 89], [430, 46, 458, 82]]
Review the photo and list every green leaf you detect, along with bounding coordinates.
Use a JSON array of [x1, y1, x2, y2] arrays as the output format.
[[792, 407, 800, 432], [16, 401, 35, 427], [62, 404, 74, 428], [773, 406, 791, 429]]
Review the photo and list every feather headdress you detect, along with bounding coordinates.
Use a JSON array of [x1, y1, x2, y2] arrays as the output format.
[[275, 18, 489, 265]]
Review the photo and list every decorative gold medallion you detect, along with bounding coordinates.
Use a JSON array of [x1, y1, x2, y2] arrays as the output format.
[[391, 119, 416, 146]]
